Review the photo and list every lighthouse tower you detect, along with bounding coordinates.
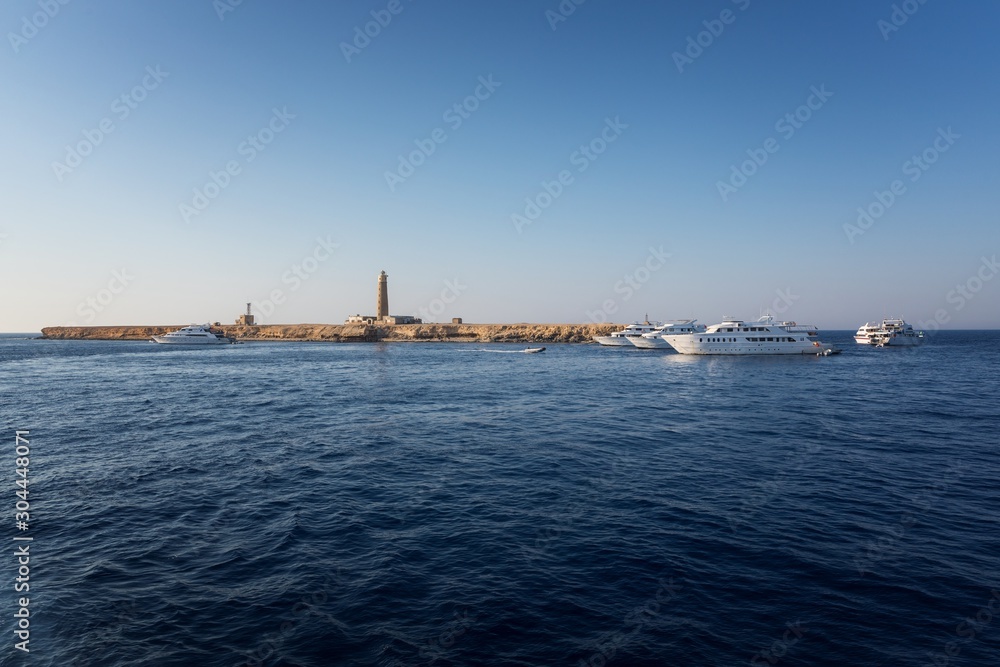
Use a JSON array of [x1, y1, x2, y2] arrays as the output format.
[[377, 271, 389, 321]]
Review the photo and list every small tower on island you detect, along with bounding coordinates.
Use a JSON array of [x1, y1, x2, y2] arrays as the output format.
[[377, 271, 389, 321], [236, 302, 256, 326]]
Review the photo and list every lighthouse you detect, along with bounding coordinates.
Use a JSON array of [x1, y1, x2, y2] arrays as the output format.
[[345, 270, 421, 325], [377, 271, 389, 320]]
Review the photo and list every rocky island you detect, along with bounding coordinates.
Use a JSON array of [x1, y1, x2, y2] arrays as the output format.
[[40, 323, 620, 344]]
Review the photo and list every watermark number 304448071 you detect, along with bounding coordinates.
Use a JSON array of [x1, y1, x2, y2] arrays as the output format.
[[13, 430, 33, 653]]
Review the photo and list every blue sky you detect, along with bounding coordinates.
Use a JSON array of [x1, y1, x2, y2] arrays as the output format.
[[2, 0, 998, 331]]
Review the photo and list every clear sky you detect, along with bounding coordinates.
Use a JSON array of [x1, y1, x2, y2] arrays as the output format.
[[2, 0, 998, 331]]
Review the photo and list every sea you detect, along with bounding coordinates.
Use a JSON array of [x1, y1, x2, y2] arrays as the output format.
[[1, 331, 998, 667]]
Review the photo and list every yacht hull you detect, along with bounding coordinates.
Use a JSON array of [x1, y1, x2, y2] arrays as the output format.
[[151, 336, 228, 345], [662, 337, 834, 355], [857, 334, 923, 347], [593, 336, 633, 346], [629, 336, 673, 349]]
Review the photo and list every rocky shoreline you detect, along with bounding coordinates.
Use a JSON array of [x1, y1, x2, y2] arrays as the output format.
[[39, 323, 620, 344]]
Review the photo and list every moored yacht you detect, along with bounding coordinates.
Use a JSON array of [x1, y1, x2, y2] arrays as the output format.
[[593, 320, 662, 346], [630, 320, 706, 349], [854, 318, 924, 347], [661, 315, 835, 355], [151, 324, 233, 345]]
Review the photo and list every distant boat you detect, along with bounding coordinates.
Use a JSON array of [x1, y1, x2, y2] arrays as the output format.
[[854, 318, 924, 347], [523, 347, 546, 354], [151, 324, 232, 345], [629, 319, 706, 349], [593, 321, 662, 346]]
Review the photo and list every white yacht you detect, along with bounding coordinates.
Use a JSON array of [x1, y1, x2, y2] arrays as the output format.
[[151, 324, 232, 345], [630, 320, 706, 349], [661, 315, 835, 355], [593, 320, 662, 346], [854, 318, 924, 347]]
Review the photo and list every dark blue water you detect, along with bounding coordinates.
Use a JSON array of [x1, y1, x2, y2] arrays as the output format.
[[1, 332, 998, 667]]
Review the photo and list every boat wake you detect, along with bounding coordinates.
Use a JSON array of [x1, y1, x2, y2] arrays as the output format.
[[458, 349, 544, 354]]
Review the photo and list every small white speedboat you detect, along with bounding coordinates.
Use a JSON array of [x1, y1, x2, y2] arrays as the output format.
[[523, 347, 546, 354]]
